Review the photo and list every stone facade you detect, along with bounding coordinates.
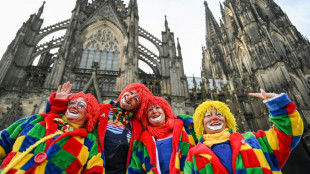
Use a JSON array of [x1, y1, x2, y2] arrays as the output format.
[[0, 0, 189, 130], [197, 0, 310, 148]]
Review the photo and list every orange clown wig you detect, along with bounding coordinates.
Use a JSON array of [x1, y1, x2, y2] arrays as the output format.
[[142, 96, 176, 127], [117, 83, 153, 121], [69, 92, 100, 132]]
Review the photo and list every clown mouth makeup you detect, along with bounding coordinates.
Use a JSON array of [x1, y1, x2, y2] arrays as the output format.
[[207, 120, 225, 130], [121, 97, 132, 106], [150, 114, 163, 122], [66, 109, 79, 117]]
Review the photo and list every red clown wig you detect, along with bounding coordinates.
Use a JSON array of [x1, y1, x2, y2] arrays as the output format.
[[117, 83, 153, 121], [142, 96, 177, 128], [69, 92, 100, 132]]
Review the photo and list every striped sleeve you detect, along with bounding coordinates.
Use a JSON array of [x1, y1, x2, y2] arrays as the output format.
[[263, 93, 303, 166]]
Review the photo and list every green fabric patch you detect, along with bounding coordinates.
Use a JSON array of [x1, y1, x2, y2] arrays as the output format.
[[243, 132, 255, 140], [235, 153, 245, 170], [269, 114, 292, 135], [180, 141, 190, 155], [27, 124, 46, 139], [34, 142, 46, 154], [245, 167, 263, 174], [49, 149, 76, 169], [200, 163, 214, 174]]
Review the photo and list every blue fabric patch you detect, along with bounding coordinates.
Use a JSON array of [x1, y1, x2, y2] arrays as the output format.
[[263, 152, 280, 171], [45, 100, 51, 113], [246, 137, 261, 149], [19, 135, 39, 152], [265, 94, 290, 112], [211, 141, 233, 174], [236, 169, 247, 174], [20, 156, 36, 171], [291, 136, 302, 151], [156, 137, 173, 174], [46, 143, 62, 159], [45, 161, 64, 173], [0, 130, 14, 155]]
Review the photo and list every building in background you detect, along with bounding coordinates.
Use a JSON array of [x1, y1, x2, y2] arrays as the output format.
[[198, 0, 310, 147], [0, 0, 191, 130]]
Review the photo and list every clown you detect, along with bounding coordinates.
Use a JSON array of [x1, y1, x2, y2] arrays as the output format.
[[0, 83, 104, 174], [128, 96, 195, 174], [184, 89, 303, 174], [48, 82, 153, 174]]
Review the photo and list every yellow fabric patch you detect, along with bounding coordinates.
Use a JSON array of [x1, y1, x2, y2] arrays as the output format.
[[0, 145, 7, 159], [34, 160, 48, 173], [73, 136, 85, 144], [272, 171, 282, 174], [175, 152, 180, 169], [265, 129, 279, 151], [12, 136, 26, 152], [289, 111, 304, 136], [77, 145, 89, 165], [12, 153, 33, 170], [147, 171, 155, 174], [253, 149, 270, 169], [199, 153, 212, 160], [142, 163, 146, 170], [240, 143, 252, 150], [15, 170, 26, 174], [86, 153, 103, 169]]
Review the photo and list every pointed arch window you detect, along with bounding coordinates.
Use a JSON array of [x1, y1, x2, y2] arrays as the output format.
[[80, 28, 120, 71]]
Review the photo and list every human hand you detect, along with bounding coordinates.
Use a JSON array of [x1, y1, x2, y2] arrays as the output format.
[[248, 89, 278, 100], [55, 81, 72, 99]]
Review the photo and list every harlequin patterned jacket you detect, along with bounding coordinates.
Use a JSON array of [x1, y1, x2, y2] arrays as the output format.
[[128, 114, 196, 174], [184, 93, 303, 174], [0, 113, 104, 174]]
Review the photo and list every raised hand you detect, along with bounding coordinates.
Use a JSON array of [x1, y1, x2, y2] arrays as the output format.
[[55, 81, 72, 99], [248, 89, 278, 100]]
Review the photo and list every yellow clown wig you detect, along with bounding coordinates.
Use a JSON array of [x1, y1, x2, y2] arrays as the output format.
[[193, 100, 237, 138]]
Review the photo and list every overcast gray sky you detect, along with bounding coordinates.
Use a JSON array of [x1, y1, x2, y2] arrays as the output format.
[[0, 0, 309, 77]]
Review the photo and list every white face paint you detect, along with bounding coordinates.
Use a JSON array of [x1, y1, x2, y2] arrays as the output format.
[[206, 120, 225, 130], [149, 114, 163, 122], [66, 109, 79, 117]]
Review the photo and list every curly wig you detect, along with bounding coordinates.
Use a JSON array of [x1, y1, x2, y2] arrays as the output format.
[[117, 83, 153, 121], [141, 96, 176, 127], [69, 92, 100, 132], [193, 100, 237, 138]]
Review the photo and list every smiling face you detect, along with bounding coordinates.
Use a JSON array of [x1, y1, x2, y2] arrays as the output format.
[[147, 105, 166, 127], [119, 90, 139, 111], [65, 97, 87, 125], [203, 107, 227, 134]]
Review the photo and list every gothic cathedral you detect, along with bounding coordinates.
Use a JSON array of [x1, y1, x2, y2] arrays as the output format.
[[0, 0, 189, 130], [199, 0, 310, 147]]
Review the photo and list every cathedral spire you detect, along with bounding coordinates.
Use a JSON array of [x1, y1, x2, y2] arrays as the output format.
[[128, 0, 138, 18], [164, 15, 170, 32], [177, 37, 182, 58], [37, 1, 46, 17], [204, 1, 222, 46]]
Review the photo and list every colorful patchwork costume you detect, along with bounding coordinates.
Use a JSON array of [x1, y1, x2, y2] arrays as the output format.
[[184, 93, 303, 174], [128, 115, 196, 174], [0, 92, 104, 173]]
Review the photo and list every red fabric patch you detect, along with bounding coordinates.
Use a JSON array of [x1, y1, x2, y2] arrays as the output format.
[[65, 158, 83, 173], [253, 130, 266, 138], [6, 168, 18, 174], [196, 155, 210, 171], [62, 137, 83, 156], [1, 152, 17, 168], [262, 167, 273, 174], [273, 127, 292, 167], [285, 102, 297, 114], [240, 149, 260, 168]]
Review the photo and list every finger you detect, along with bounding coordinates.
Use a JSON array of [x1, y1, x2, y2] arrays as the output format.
[[63, 82, 68, 91], [260, 89, 267, 100], [57, 85, 61, 93]]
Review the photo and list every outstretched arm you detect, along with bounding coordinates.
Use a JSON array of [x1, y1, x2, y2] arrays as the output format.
[[249, 89, 303, 167]]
